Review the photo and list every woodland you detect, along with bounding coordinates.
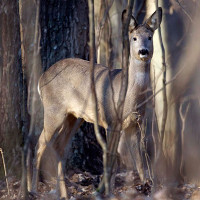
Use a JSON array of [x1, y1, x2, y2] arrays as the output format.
[[0, 0, 200, 199]]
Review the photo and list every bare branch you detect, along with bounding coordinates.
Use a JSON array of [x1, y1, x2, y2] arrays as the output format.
[[117, 0, 135, 123], [175, 0, 194, 24], [137, 70, 179, 110], [89, 0, 108, 195], [179, 99, 190, 179]]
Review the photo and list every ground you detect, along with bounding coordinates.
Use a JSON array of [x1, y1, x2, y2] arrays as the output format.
[[0, 170, 200, 200]]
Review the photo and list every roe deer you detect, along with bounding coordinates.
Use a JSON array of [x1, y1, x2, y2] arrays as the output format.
[[31, 7, 162, 196]]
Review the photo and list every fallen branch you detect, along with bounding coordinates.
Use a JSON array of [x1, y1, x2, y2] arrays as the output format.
[[0, 148, 10, 196]]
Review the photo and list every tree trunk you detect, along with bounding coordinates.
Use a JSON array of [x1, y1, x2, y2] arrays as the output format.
[[146, 0, 194, 184], [0, 0, 22, 177], [40, 0, 89, 71]]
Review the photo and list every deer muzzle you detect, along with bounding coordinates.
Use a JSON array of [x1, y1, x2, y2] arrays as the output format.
[[138, 49, 149, 58]]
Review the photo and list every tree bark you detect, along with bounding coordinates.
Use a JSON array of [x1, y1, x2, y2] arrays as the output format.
[[40, 0, 89, 71], [0, 0, 22, 177]]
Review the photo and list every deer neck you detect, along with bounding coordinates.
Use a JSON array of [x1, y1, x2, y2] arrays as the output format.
[[124, 57, 150, 117], [128, 57, 150, 91]]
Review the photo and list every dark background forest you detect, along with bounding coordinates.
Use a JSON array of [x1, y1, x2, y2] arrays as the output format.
[[0, 0, 200, 199]]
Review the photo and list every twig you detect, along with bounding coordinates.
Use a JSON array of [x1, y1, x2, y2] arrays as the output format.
[[175, 0, 193, 24], [0, 148, 10, 196], [179, 100, 190, 179], [88, 0, 108, 195], [103, 1, 120, 126], [137, 122, 154, 183], [103, 0, 135, 193], [137, 70, 179, 110]]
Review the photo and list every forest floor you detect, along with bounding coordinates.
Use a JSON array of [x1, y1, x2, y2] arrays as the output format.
[[1, 170, 200, 200]]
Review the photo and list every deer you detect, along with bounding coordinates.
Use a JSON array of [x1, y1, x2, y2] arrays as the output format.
[[30, 7, 162, 197]]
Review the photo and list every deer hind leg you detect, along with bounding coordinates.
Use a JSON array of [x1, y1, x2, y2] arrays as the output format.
[[31, 111, 66, 193], [54, 114, 83, 158], [118, 125, 145, 183], [53, 114, 83, 199]]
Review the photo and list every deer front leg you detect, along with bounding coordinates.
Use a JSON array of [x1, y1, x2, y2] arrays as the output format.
[[134, 130, 145, 182], [54, 116, 83, 158], [118, 125, 145, 183], [97, 126, 121, 195]]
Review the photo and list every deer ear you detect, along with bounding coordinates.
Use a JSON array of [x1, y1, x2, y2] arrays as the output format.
[[129, 16, 137, 32], [145, 7, 162, 31], [122, 9, 137, 32]]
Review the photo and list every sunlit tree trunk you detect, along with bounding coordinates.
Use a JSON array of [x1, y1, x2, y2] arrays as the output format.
[[174, 3, 200, 184], [95, 0, 128, 69], [19, 0, 43, 194], [146, 0, 191, 183]]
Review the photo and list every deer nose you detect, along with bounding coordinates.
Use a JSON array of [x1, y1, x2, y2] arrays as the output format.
[[138, 49, 149, 56]]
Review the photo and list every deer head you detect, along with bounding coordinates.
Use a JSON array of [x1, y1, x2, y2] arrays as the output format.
[[123, 7, 162, 62]]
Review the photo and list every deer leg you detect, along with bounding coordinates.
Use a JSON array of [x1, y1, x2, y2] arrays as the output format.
[[31, 129, 50, 192], [118, 125, 145, 182], [54, 116, 83, 198], [97, 126, 121, 194], [107, 128, 121, 186], [130, 130, 145, 182], [31, 111, 66, 193], [53, 115, 83, 199], [118, 129, 137, 170], [54, 115, 83, 158]]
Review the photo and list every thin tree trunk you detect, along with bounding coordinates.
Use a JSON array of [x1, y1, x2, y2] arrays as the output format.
[[19, 0, 42, 194]]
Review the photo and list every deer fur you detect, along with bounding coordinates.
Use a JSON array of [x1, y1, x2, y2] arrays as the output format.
[[31, 7, 162, 196]]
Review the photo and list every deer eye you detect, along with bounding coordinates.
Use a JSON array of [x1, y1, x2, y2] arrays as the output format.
[[148, 36, 152, 40], [133, 37, 137, 41]]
